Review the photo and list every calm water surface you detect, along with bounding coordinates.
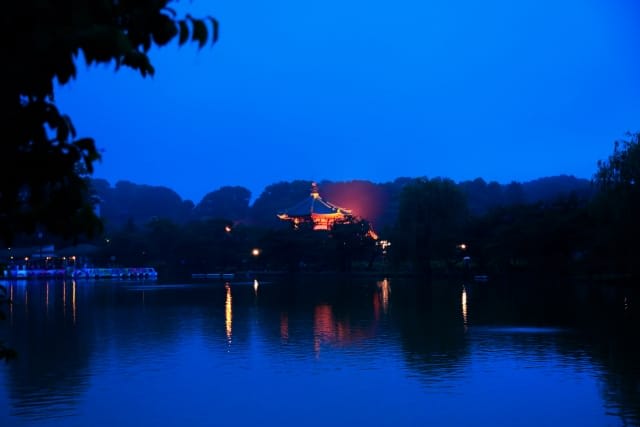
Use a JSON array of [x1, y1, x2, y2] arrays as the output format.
[[0, 276, 638, 426]]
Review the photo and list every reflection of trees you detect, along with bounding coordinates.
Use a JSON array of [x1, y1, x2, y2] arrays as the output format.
[[391, 279, 470, 380], [2, 280, 224, 420], [3, 277, 638, 425], [467, 279, 640, 424], [4, 281, 95, 417], [230, 276, 394, 357], [584, 289, 640, 425], [0, 283, 15, 361]]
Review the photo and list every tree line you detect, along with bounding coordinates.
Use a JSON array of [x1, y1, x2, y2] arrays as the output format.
[[89, 174, 592, 230], [40, 133, 632, 280]]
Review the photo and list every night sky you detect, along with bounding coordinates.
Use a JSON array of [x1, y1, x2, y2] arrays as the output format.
[[55, 0, 640, 203]]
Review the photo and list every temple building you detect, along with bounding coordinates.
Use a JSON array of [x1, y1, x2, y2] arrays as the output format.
[[277, 183, 379, 239], [278, 182, 360, 230], [277, 183, 354, 231]]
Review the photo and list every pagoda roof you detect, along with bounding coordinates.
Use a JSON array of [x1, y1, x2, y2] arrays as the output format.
[[278, 183, 351, 217]]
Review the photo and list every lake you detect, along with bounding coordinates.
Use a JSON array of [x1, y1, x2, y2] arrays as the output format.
[[0, 276, 638, 426]]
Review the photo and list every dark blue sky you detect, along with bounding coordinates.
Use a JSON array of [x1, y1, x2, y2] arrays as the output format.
[[56, 0, 640, 203]]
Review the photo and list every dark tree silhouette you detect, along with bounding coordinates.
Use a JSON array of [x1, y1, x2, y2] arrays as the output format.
[[591, 132, 640, 275], [193, 186, 251, 222], [250, 180, 313, 226], [0, 0, 219, 362], [393, 178, 468, 274], [0, 285, 17, 361], [92, 179, 194, 229], [0, 1, 218, 244]]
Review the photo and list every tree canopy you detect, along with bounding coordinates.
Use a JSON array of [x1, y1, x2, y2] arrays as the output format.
[[0, 0, 218, 244], [193, 186, 251, 221], [591, 132, 640, 274], [393, 178, 468, 273], [595, 132, 640, 195]]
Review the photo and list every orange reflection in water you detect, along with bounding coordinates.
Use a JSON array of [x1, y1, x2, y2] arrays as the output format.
[[377, 278, 390, 315], [72, 280, 77, 325], [462, 286, 468, 331], [280, 312, 289, 342], [313, 303, 374, 357], [62, 281, 66, 317], [225, 283, 232, 343], [314, 304, 334, 355]]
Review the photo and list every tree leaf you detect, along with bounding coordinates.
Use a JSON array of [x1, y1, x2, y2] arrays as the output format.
[[209, 17, 219, 43], [178, 20, 189, 46], [152, 14, 178, 47], [191, 18, 208, 49]]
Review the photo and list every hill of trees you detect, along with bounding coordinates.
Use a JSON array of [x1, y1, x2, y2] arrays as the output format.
[[90, 174, 593, 232], [6, 132, 640, 281], [63, 171, 605, 279]]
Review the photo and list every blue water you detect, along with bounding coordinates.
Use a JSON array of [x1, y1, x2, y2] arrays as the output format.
[[0, 277, 638, 426]]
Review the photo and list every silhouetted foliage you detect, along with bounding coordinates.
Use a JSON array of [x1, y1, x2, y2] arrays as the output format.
[[250, 180, 312, 226], [330, 219, 378, 272], [0, 284, 17, 361], [193, 186, 251, 222], [91, 180, 193, 230], [0, 1, 218, 244], [467, 196, 591, 274], [77, 173, 610, 277], [392, 178, 468, 274], [459, 176, 591, 217], [521, 175, 592, 204], [590, 132, 640, 275]]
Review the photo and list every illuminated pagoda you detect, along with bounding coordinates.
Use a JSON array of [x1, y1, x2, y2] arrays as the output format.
[[277, 183, 353, 231]]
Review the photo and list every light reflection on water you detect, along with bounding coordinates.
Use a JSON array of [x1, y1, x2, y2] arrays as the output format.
[[225, 282, 232, 344], [0, 278, 638, 427], [461, 285, 468, 330]]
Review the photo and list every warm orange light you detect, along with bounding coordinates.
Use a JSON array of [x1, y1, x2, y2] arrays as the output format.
[[252, 248, 260, 257], [225, 283, 232, 342], [280, 312, 289, 342], [462, 286, 468, 331], [314, 304, 335, 356], [72, 280, 77, 325], [224, 225, 232, 233], [377, 278, 391, 314]]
